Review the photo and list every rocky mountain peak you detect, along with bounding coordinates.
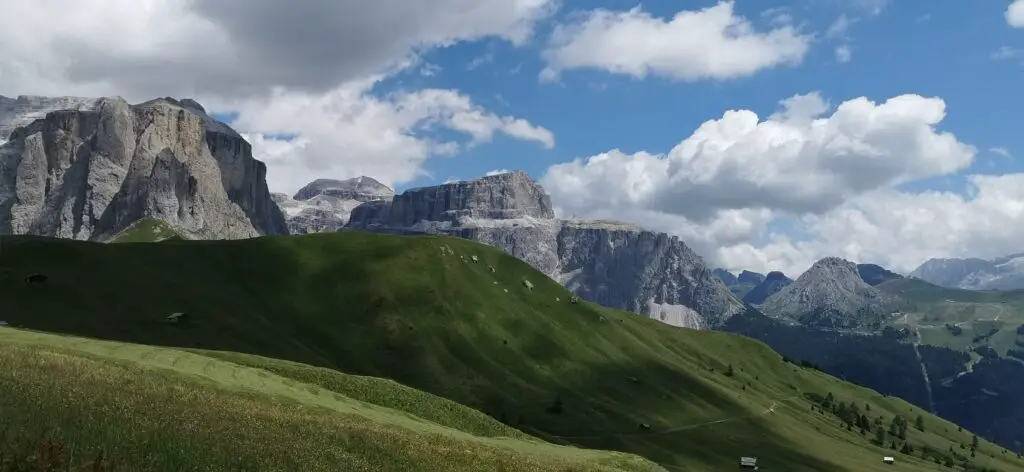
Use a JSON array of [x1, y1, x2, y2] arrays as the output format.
[[737, 270, 766, 285], [759, 257, 898, 329], [741, 270, 793, 305], [275, 176, 395, 234], [0, 94, 287, 240], [764, 271, 789, 281], [293, 176, 394, 202], [713, 268, 737, 286], [350, 169, 555, 230]]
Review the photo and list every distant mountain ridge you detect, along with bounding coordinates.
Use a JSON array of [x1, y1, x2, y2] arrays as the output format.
[[742, 271, 793, 305], [273, 177, 394, 234], [910, 253, 1024, 291], [759, 257, 901, 329], [713, 269, 765, 300]]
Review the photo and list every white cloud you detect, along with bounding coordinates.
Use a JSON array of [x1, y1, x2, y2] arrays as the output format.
[[1008, 0, 1024, 27], [992, 46, 1022, 60], [0, 0, 558, 99], [0, 0, 556, 195], [540, 2, 810, 82], [826, 15, 853, 39], [835, 45, 852, 63], [485, 169, 513, 176], [722, 175, 1024, 275], [223, 80, 553, 193], [990, 147, 1012, 157], [541, 91, 978, 275]]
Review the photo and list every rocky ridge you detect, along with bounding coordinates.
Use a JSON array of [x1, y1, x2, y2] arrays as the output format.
[[759, 257, 900, 329], [713, 269, 766, 300], [274, 177, 394, 234], [741, 271, 793, 305], [910, 254, 1024, 291], [346, 171, 743, 328], [0, 95, 287, 240]]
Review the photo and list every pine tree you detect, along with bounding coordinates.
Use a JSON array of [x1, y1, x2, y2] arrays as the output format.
[[726, 364, 735, 377], [875, 426, 886, 445], [915, 414, 925, 432], [972, 434, 980, 450]]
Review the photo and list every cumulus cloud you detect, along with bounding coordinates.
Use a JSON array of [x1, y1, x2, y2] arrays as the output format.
[[540, 1, 810, 82], [0, 0, 557, 99], [1009, 0, 1024, 27], [719, 175, 1024, 275], [0, 0, 557, 194], [222, 80, 553, 192], [541, 91, 979, 275], [544, 91, 974, 221]]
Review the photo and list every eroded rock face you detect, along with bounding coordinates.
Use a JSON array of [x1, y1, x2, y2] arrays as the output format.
[[0, 96, 287, 240], [760, 257, 899, 329], [274, 177, 394, 234], [346, 171, 743, 328]]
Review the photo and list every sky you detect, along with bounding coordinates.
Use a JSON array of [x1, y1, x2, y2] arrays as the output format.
[[1, 0, 1023, 277]]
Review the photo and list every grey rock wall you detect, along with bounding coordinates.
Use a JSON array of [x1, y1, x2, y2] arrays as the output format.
[[0, 96, 287, 240]]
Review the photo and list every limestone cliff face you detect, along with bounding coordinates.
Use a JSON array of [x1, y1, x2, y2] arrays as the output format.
[[346, 171, 743, 328], [0, 95, 287, 240]]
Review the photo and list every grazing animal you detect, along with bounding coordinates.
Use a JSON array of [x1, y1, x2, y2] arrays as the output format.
[[25, 274, 47, 284]]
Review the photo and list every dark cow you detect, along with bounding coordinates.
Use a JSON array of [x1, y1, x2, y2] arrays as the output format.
[[25, 273, 48, 284]]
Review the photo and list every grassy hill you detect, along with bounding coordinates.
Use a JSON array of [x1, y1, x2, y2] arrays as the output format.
[[878, 278, 1024, 356], [0, 328, 658, 472], [107, 218, 184, 243], [1, 232, 1022, 471]]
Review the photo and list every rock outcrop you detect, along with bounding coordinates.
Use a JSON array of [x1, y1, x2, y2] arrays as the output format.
[[274, 177, 394, 234], [346, 171, 743, 328], [910, 254, 1024, 291], [759, 257, 900, 329], [0, 95, 288, 240]]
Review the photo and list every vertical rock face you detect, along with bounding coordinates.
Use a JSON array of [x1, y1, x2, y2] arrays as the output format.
[[760, 257, 898, 329], [346, 171, 743, 328], [0, 95, 288, 240], [274, 177, 394, 234]]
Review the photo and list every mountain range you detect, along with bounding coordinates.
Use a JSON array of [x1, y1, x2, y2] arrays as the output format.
[[910, 253, 1024, 291], [6, 93, 1024, 468]]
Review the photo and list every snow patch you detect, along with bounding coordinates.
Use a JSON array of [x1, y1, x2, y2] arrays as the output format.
[[645, 300, 705, 330]]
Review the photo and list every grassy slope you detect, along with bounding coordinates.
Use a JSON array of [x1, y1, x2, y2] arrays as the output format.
[[879, 278, 1024, 355], [0, 328, 657, 472], [1, 232, 1021, 471], [108, 218, 184, 243]]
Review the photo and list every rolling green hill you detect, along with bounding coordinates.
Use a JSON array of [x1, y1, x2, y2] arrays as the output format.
[[1, 232, 1022, 471], [0, 328, 658, 472], [878, 278, 1024, 356]]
